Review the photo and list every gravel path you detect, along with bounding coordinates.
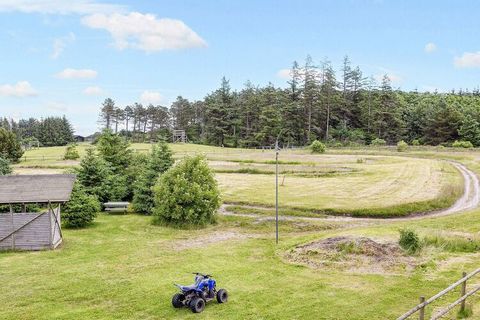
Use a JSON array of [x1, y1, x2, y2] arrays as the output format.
[[220, 161, 480, 222]]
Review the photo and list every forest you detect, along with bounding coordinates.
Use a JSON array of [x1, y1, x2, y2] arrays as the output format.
[[98, 56, 480, 148], [0, 116, 74, 147]]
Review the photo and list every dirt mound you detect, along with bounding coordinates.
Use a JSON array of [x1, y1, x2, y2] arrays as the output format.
[[285, 236, 416, 274]]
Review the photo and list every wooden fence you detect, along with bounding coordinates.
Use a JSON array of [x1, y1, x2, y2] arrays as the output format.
[[398, 268, 480, 320]]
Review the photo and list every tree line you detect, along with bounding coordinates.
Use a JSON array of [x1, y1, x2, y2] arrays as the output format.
[[97, 55, 480, 147], [0, 116, 74, 147]]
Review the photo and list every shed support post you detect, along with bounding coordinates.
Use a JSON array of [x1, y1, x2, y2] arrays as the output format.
[[9, 204, 14, 250], [419, 296, 425, 320], [460, 271, 467, 313]]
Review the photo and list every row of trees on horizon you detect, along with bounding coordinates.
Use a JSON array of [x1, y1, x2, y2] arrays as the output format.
[[0, 116, 74, 147], [99, 56, 480, 147]]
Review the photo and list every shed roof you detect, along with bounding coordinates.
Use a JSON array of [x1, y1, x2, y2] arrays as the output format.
[[0, 174, 76, 204]]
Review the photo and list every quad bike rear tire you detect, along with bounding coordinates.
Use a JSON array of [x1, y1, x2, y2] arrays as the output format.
[[189, 297, 206, 313], [172, 293, 185, 308], [216, 289, 228, 303]]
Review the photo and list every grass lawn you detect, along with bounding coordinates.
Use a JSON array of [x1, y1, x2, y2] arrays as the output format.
[[1, 210, 480, 319]]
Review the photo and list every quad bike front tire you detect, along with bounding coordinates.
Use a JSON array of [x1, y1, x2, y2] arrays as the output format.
[[172, 293, 185, 308], [189, 297, 206, 313], [216, 289, 228, 303]]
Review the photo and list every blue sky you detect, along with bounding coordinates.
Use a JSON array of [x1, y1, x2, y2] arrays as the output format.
[[1, 0, 480, 135]]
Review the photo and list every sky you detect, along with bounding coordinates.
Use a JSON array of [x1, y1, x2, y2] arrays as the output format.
[[1, 0, 480, 135]]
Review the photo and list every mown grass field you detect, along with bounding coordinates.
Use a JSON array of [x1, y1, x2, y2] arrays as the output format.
[[15, 143, 464, 217], [3, 144, 480, 319]]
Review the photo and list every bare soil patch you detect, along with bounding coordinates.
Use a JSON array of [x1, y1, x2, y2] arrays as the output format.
[[285, 236, 417, 274]]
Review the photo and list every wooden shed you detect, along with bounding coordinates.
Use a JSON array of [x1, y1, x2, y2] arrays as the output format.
[[0, 174, 75, 251]]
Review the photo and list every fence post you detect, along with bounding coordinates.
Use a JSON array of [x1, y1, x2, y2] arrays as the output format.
[[419, 296, 425, 320], [460, 271, 467, 313]]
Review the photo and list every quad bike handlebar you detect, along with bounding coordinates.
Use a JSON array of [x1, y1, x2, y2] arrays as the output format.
[[192, 272, 212, 278]]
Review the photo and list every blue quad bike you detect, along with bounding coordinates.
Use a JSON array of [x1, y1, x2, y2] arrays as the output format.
[[172, 273, 228, 313]]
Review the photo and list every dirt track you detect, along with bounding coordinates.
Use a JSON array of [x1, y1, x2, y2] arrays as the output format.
[[220, 161, 480, 222]]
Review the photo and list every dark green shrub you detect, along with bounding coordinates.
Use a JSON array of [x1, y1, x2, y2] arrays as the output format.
[[397, 140, 408, 152], [132, 142, 174, 214], [310, 140, 326, 154], [63, 144, 80, 160], [399, 229, 421, 254], [0, 128, 23, 162], [76, 148, 112, 202], [63, 183, 101, 228], [370, 138, 386, 146], [152, 156, 220, 228], [452, 140, 474, 148], [411, 139, 420, 146], [0, 157, 12, 175], [96, 129, 132, 173]]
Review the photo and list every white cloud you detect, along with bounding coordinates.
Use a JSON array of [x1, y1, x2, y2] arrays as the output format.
[[81, 12, 207, 52], [0, 0, 125, 15], [424, 42, 437, 53], [277, 68, 292, 80], [56, 68, 98, 79], [0, 81, 38, 97], [454, 52, 480, 68], [83, 86, 103, 95], [140, 90, 163, 104], [51, 32, 75, 59]]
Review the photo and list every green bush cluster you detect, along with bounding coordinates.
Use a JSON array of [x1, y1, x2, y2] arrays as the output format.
[[63, 183, 101, 228], [397, 140, 408, 152], [310, 140, 326, 153], [63, 144, 80, 160], [0, 157, 12, 175], [452, 140, 474, 148], [411, 139, 420, 146], [399, 229, 421, 254], [152, 156, 220, 228], [370, 138, 386, 146], [0, 128, 23, 162], [132, 142, 174, 215]]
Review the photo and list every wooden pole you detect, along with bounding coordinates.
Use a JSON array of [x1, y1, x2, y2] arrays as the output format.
[[9, 204, 14, 250], [460, 271, 467, 313], [419, 296, 425, 320]]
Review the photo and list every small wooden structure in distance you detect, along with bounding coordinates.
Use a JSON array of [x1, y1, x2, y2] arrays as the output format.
[[172, 129, 188, 143], [0, 174, 75, 251]]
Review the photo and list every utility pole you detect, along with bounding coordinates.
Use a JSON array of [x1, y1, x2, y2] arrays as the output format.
[[275, 138, 279, 244]]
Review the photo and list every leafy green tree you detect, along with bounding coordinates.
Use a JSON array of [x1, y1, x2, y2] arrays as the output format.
[[63, 182, 101, 228], [152, 156, 220, 228], [0, 157, 12, 175], [76, 148, 112, 202], [132, 142, 174, 214], [458, 114, 480, 146], [0, 128, 23, 162]]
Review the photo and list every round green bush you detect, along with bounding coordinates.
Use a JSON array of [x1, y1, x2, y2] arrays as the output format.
[[397, 140, 408, 152], [411, 139, 420, 146], [452, 140, 474, 148], [63, 183, 101, 228], [152, 155, 220, 228], [63, 144, 80, 160], [310, 140, 326, 154], [370, 138, 386, 146], [399, 228, 421, 254]]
